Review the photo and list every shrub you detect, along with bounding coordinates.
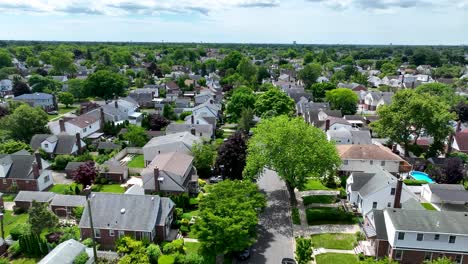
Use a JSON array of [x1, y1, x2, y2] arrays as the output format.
[[158, 255, 175, 264], [146, 244, 162, 264], [180, 225, 190, 234], [292, 207, 301, 225], [356, 231, 366, 241], [295, 236, 313, 264], [339, 188, 347, 199], [403, 179, 428, 186], [0, 257, 9, 264], [7, 241, 21, 257], [53, 155, 75, 170], [82, 238, 94, 247], [72, 206, 84, 219], [12, 206, 25, 215], [184, 253, 205, 264], [59, 226, 80, 243], [179, 111, 192, 121], [174, 208, 184, 220], [73, 251, 89, 264], [303, 195, 338, 206], [10, 223, 31, 240], [162, 239, 184, 254], [306, 207, 356, 225]]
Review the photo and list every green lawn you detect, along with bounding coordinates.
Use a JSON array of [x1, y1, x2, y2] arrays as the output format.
[[127, 155, 145, 168], [49, 184, 71, 194], [306, 207, 358, 225], [47, 106, 78, 120], [185, 242, 219, 264], [4, 211, 29, 237], [92, 184, 125, 193], [310, 233, 357, 250], [292, 207, 301, 225], [303, 195, 338, 205], [2, 193, 16, 201], [300, 179, 332, 191], [11, 258, 40, 264], [315, 253, 358, 264], [421, 203, 437, 211]]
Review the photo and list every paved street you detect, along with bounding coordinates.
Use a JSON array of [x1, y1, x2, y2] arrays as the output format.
[[239, 169, 294, 264]]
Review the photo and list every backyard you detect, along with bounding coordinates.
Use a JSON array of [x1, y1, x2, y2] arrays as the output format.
[[300, 179, 334, 191], [310, 233, 357, 250], [47, 105, 78, 120], [4, 210, 29, 237], [315, 253, 358, 264], [91, 184, 125, 193], [306, 207, 358, 225], [127, 155, 145, 168], [303, 195, 339, 206]]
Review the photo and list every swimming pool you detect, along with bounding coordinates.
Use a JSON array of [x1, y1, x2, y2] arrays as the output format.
[[410, 171, 435, 183]]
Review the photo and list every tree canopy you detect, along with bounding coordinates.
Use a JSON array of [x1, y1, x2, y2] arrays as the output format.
[[226, 86, 256, 122], [29, 200, 59, 234], [0, 104, 49, 142], [298, 63, 322, 89], [255, 87, 295, 118], [192, 143, 216, 178], [325, 88, 359, 115], [84, 70, 127, 100], [215, 131, 248, 180], [123, 125, 148, 147]]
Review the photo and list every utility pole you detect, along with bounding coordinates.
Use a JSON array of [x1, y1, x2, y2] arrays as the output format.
[[85, 186, 98, 263]]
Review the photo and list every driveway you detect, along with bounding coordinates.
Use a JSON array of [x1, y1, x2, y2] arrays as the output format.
[[52, 171, 73, 184], [238, 169, 294, 263]]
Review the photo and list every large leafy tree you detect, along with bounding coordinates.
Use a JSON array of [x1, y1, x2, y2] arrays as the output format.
[[144, 114, 170, 131], [221, 51, 243, 71], [57, 92, 74, 107], [244, 116, 341, 205], [325, 88, 359, 115], [238, 108, 255, 133], [67, 78, 87, 100], [123, 125, 148, 147], [84, 70, 127, 100], [298, 63, 322, 89], [309, 82, 336, 101], [0, 140, 32, 154], [226, 86, 256, 122], [255, 87, 295, 118], [236, 57, 257, 84], [215, 131, 247, 180], [371, 90, 455, 157], [12, 77, 30, 97], [28, 74, 60, 93], [29, 200, 59, 234], [415, 83, 459, 107], [0, 104, 49, 142], [72, 161, 98, 187], [50, 50, 76, 74], [0, 49, 12, 69], [192, 143, 216, 178], [193, 180, 266, 255]]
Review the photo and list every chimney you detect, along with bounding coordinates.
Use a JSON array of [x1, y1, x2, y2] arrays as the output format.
[[76, 133, 82, 155], [325, 119, 330, 132], [191, 115, 194, 125], [100, 108, 105, 130], [209, 99, 214, 104], [393, 175, 403, 209], [34, 152, 42, 170], [32, 162, 40, 179], [190, 127, 196, 136], [59, 119, 65, 133], [114, 100, 118, 108], [153, 167, 160, 192]]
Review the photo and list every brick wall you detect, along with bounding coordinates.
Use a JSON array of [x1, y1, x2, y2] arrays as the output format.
[[0, 179, 39, 192], [389, 248, 468, 264]]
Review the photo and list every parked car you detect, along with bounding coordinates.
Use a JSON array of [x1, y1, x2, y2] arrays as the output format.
[[47, 110, 58, 115], [209, 175, 223, 183], [236, 247, 251, 261], [281, 258, 296, 264]]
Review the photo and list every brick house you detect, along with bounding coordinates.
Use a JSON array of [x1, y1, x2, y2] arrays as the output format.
[[14, 191, 56, 211], [79, 193, 175, 250], [0, 150, 54, 192], [99, 160, 128, 183], [50, 194, 86, 218]]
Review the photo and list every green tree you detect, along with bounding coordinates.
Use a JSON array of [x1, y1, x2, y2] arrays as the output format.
[[244, 116, 341, 205], [371, 90, 455, 157], [67, 78, 87, 100], [50, 50, 75, 74], [193, 180, 266, 255], [39, 51, 52, 64], [298, 63, 322, 89], [28, 74, 60, 93], [237, 57, 257, 84], [192, 143, 216, 178], [58, 92, 75, 107], [415, 83, 458, 107], [198, 77, 207, 87], [85, 70, 127, 100], [303, 52, 315, 64], [162, 104, 177, 120], [238, 108, 255, 133], [28, 200, 59, 234], [0, 140, 32, 154], [325, 88, 359, 115], [123, 125, 148, 147], [0, 104, 49, 142], [221, 51, 243, 70], [26, 56, 40, 67], [226, 86, 256, 122], [256, 66, 270, 85], [295, 237, 313, 264], [309, 82, 336, 101], [0, 49, 12, 69], [255, 87, 295, 118]]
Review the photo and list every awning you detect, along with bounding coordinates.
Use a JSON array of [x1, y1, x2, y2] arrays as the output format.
[[87, 132, 104, 139], [130, 112, 143, 118]]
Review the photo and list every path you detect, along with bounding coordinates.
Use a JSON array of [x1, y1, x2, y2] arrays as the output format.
[[313, 248, 355, 255], [299, 190, 340, 197]]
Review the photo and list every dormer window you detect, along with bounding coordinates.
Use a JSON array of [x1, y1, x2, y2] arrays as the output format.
[[45, 143, 49, 148]]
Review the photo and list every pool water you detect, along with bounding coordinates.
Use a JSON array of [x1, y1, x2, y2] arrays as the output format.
[[410, 171, 435, 183]]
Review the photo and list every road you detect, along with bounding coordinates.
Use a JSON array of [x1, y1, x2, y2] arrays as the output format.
[[238, 169, 294, 264]]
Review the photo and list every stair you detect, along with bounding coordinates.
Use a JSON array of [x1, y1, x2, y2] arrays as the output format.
[[353, 243, 363, 255]]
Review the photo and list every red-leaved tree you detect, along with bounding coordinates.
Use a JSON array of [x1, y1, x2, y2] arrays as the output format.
[[72, 161, 98, 187]]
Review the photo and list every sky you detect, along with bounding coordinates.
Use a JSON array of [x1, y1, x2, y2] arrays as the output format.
[[0, 0, 467, 45]]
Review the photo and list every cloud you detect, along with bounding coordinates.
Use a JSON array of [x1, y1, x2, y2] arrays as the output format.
[[306, 0, 459, 10]]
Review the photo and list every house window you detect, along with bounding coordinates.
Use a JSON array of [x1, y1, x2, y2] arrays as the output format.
[[2, 179, 6, 184], [434, 234, 439, 240], [372, 202, 377, 208], [417, 233, 424, 241], [370, 160, 373, 165], [119, 230, 125, 237], [381, 161, 386, 166], [449, 236, 456, 243], [394, 250, 403, 260], [12, 180, 17, 186], [455, 255, 462, 264], [83, 128, 87, 133], [45, 143, 49, 148], [109, 230, 114, 237], [391, 188, 396, 195], [387, 202, 391, 207], [343, 160, 348, 165], [44, 175, 50, 183], [398, 232, 405, 240], [94, 229, 101, 238], [424, 252, 432, 261]]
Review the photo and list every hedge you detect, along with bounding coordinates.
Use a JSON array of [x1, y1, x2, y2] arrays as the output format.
[[403, 179, 428, 186], [306, 207, 357, 225]]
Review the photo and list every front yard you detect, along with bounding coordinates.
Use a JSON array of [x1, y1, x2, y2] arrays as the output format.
[[300, 179, 334, 191], [4, 210, 29, 237], [127, 155, 145, 168], [91, 184, 125, 193], [306, 207, 358, 225], [315, 253, 358, 264], [303, 195, 339, 206], [310, 233, 357, 250]]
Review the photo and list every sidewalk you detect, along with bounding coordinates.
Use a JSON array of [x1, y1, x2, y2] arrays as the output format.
[[313, 248, 355, 255], [299, 190, 340, 197]]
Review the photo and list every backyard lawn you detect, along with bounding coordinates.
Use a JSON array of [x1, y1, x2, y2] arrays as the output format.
[[47, 106, 78, 120], [2, 193, 16, 201], [11, 258, 40, 264], [303, 195, 339, 206], [127, 155, 145, 168], [49, 183, 82, 194], [4, 211, 29, 237], [421, 203, 437, 210], [92, 184, 125, 193], [310, 233, 357, 250], [300, 179, 332, 191], [306, 207, 358, 225], [315, 253, 358, 264], [185, 242, 221, 264]]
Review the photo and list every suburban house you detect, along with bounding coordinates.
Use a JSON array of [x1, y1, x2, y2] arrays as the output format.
[[363, 92, 394, 111], [86, 98, 141, 125], [194, 91, 215, 106], [165, 81, 181, 94], [14, 191, 56, 211], [346, 168, 416, 215], [344, 115, 366, 128], [362, 208, 468, 263], [99, 160, 128, 183], [30, 133, 86, 157], [336, 144, 410, 174], [39, 239, 92, 264], [0, 79, 12, 96], [184, 113, 217, 130], [327, 129, 372, 145], [50, 194, 87, 218], [128, 88, 158, 108], [142, 152, 199, 195], [49, 115, 101, 138], [14, 92, 56, 111], [321, 117, 352, 132], [452, 130, 468, 154], [142, 132, 201, 165], [420, 184, 468, 212], [166, 123, 213, 140], [79, 193, 175, 250], [191, 100, 221, 119], [0, 151, 53, 192]]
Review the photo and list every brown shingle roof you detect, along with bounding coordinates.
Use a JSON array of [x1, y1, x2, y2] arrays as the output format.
[[455, 130, 468, 152], [67, 114, 99, 128], [337, 144, 403, 161]]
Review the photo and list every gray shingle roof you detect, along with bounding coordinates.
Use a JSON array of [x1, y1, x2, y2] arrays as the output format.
[[50, 194, 87, 207], [38, 239, 86, 264], [0, 150, 50, 180], [14, 191, 56, 203], [79, 193, 174, 231], [349, 172, 374, 191], [15, 93, 53, 100], [166, 123, 213, 136], [427, 184, 468, 203], [384, 208, 468, 234], [30, 134, 79, 155]]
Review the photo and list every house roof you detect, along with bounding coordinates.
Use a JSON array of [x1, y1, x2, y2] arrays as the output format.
[[31, 134, 80, 155], [401, 198, 424, 210], [349, 172, 374, 191], [124, 185, 145, 195], [166, 81, 179, 90], [97, 142, 121, 150], [350, 130, 372, 145], [79, 193, 174, 231], [455, 130, 468, 151], [337, 144, 403, 161], [15, 93, 53, 100], [150, 152, 193, 176], [426, 184, 468, 202], [65, 162, 86, 172], [0, 150, 50, 179], [344, 115, 365, 121], [365, 210, 388, 240], [166, 123, 213, 136], [38, 239, 86, 264], [384, 208, 468, 234], [14, 191, 56, 203], [50, 194, 87, 207], [143, 132, 200, 150], [356, 168, 398, 198], [67, 114, 99, 129]]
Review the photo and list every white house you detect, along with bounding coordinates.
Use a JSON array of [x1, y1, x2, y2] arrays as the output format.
[[87, 98, 141, 124], [364, 92, 394, 111], [346, 168, 417, 215], [49, 114, 101, 138], [327, 129, 372, 145], [142, 132, 201, 165], [30, 134, 86, 156], [420, 184, 468, 211], [191, 100, 220, 119]]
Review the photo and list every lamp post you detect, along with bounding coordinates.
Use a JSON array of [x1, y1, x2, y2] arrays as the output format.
[[84, 186, 98, 263]]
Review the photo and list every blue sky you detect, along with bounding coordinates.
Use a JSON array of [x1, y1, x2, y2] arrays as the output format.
[[0, 0, 467, 45]]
